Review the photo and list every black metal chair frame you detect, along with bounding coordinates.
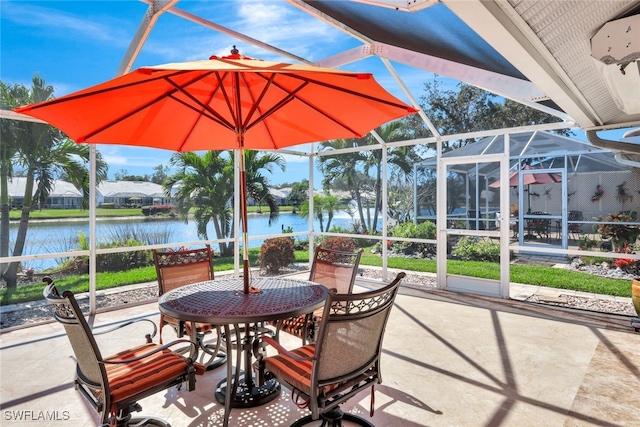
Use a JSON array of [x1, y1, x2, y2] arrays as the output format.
[[153, 245, 226, 370], [261, 272, 405, 427], [526, 211, 551, 241], [42, 277, 201, 427]]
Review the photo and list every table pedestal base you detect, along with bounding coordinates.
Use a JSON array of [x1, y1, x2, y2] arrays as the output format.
[[215, 373, 280, 408]]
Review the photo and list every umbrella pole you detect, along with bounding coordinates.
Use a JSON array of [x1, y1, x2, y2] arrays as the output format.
[[239, 149, 250, 294]]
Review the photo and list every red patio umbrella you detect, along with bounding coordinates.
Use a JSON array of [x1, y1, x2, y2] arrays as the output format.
[[14, 47, 417, 294], [489, 164, 562, 188], [489, 164, 562, 214]]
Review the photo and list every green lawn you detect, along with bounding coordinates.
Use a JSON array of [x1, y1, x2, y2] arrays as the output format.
[[0, 248, 632, 306]]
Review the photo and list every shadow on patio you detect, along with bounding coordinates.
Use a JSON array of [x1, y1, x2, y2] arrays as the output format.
[[1, 277, 638, 427]]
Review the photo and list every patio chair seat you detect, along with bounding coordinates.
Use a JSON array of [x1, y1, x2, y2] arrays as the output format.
[[263, 342, 352, 398], [43, 277, 205, 427], [106, 343, 206, 405]]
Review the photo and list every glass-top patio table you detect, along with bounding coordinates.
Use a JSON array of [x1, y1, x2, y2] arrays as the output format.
[[158, 277, 328, 427]]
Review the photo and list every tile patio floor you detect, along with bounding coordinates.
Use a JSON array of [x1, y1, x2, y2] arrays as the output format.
[[1, 275, 639, 427]]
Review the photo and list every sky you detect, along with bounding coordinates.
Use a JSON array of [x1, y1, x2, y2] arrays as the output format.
[[0, 0, 633, 187]]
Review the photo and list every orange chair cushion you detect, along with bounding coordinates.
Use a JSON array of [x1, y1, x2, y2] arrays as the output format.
[[105, 343, 205, 404], [269, 308, 323, 340], [263, 343, 315, 395]]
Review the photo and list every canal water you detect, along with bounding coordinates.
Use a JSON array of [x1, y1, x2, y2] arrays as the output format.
[[8, 211, 375, 270]]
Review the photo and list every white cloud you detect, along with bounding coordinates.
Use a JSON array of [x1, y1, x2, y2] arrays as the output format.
[[235, 0, 343, 61], [1, 1, 131, 46]]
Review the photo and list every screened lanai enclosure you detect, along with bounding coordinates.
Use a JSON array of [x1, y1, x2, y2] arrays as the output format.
[[2, 0, 640, 312], [415, 131, 640, 252]]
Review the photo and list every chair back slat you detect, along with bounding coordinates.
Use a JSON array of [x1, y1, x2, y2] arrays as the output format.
[[317, 309, 389, 381], [309, 247, 362, 293], [43, 280, 106, 390], [313, 272, 405, 384], [154, 245, 214, 295]]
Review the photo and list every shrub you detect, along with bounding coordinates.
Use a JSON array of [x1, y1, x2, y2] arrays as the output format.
[[61, 241, 152, 274], [613, 258, 640, 275], [453, 236, 503, 262], [282, 225, 295, 244], [578, 235, 598, 250], [96, 240, 152, 272], [597, 211, 639, 249], [320, 236, 355, 253], [388, 221, 436, 255], [258, 237, 295, 273], [149, 204, 176, 215]]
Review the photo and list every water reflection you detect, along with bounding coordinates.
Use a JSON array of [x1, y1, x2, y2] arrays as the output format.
[[9, 211, 370, 270]]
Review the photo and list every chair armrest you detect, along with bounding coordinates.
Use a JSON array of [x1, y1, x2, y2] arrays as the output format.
[[262, 336, 315, 362], [101, 339, 197, 365], [93, 318, 158, 343]]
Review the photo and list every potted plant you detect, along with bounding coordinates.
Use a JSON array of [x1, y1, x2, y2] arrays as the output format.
[[597, 211, 639, 250]]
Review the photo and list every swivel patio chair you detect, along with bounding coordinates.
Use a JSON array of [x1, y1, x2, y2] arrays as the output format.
[[42, 277, 205, 427], [153, 245, 225, 370], [261, 272, 406, 427], [270, 246, 363, 344]]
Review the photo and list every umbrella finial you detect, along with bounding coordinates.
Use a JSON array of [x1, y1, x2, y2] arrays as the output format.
[[231, 45, 239, 55]]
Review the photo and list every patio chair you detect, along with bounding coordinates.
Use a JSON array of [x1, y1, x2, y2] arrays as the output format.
[[42, 277, 205, 427], [270, 246, 363, 344], [153, 245, 225, 370], [261, 272, 406, 427], [568, 211, 583, 240], [527, 211, 551, 241]]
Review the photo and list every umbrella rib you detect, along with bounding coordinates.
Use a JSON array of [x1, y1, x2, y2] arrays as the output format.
[[164, 75, 235, 131], [17, 69, 194, 112], [285, 73, 414, 111], [78, 71, 220, 142], [243, 79, 311, 134], [249, 74, 363, 138], [240, 73, 275, 131], [214, 71, 241, 135]]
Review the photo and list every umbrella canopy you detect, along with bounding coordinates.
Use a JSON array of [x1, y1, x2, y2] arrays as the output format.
[[14, 48, 417, 293], [489, 164, 563, 215], [489, 164, 562, 188], [14, 50, 416, 151]]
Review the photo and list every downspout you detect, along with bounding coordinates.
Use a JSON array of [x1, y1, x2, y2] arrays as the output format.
[[586, 129, 640, 169], [586, 129, 640, 154]]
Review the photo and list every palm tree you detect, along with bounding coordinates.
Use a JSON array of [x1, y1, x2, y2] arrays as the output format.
[[0, 82, 25, 273], [164, 151, 233, 255], [318, 122, 415, 233], [299, 193, 347, 233], [1, 75, 108, 288], [164, 150, 285, 256], [243, 150, 285, 224], [317, 139, 370, 232], [360, 122, 415, 232]]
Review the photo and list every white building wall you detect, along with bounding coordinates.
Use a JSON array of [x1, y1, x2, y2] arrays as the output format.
[[523, 169, 640, 219]]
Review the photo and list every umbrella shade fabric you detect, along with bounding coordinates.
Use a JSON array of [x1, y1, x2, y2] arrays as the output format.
[[14, 50, 417, 294], [489, 165, 562, 188], [14, 53, 417, 152]]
